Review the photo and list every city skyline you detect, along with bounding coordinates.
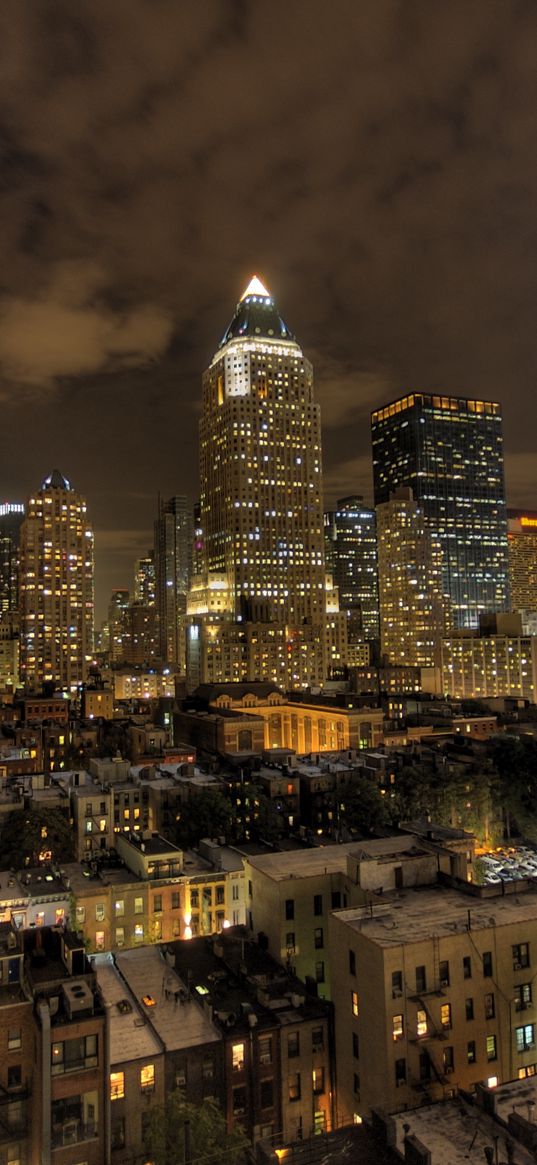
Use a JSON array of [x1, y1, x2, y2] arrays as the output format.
[[1, 3, 536, 617]]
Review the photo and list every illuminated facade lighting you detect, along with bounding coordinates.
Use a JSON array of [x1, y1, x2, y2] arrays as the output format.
[[507, 509, 537, 614], [19, 470, 94, 692], [187, 277, 327, 688], [376, 488, 450, 669]]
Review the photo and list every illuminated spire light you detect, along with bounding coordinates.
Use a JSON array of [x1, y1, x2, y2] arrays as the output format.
[[240, 275, 271, 300]]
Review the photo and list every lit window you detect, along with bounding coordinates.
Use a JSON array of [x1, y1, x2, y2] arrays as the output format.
[[416, 1009, 427, 1037], [392, 1014, 404, 1041], [232, 1043, 244, 1071], [140, 1064, 155, 1092], [288, 1072, 301, 1101], [441, 1003, 452, 1030], [111, 1070, 125, 1099], [516, 1024, 535, 1053], [352, 991, 359, 1017]]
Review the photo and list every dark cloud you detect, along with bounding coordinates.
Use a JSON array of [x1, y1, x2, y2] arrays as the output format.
[[0, 0, 536, 617]]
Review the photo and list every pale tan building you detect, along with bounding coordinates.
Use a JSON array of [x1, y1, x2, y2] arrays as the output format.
[[442, 628, 537, 700], [330, 882, 537, 1122], [187, 617, 324, 692], [19, 470, 94, 692], [377, 487, 449, 669], [246, 835, 473, 1006]]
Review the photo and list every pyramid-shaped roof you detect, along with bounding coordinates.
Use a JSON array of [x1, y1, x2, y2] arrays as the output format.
[[218, 276, 295, 349], [41, 469, 72, 491]]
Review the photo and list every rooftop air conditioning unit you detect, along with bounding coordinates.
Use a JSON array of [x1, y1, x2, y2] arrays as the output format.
[[62, 980, 94, 1020]]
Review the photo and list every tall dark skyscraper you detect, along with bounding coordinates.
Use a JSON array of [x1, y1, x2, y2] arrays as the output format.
[[154, 495, 192, 668], [371, 393, 509, 628], [324, 496, 379, 640], [0, 502, 25, 614]]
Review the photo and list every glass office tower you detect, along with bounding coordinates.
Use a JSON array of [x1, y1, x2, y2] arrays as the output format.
[[371, 393, 509, 628], [324, 496, 379, 640]]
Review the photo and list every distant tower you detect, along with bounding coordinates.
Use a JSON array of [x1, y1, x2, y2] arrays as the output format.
[[19, 470, 94, 691], [154, 496, 192, 668], [376, 488, 449, 668], [187, 276, 326, 688], [133, 553, 156, 606], [372, 393, 509, 628], [0, 502, 25, 614], [324, 496, 379, 641], [507, 510, 537, 613], [107, 589, 130, 662]]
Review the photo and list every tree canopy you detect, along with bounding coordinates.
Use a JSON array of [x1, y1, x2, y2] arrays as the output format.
[[144, 1091, 248, 1165], [0, 806, 75, 867]]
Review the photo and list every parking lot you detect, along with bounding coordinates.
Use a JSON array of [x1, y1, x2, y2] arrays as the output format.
[[475, 845, 537, 884]]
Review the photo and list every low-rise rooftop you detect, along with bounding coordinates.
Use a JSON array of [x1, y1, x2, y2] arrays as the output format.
[[391, 1095, 533, 1164], [335, 882, 537, 947], [93, 953, 162, 1064], [116, 945, 221, 1052], [247, 835, 431, 881]]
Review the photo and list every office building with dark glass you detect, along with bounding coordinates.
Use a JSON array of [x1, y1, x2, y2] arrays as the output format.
[[324, 496, 379, 640], [371, 393, 509, 629]]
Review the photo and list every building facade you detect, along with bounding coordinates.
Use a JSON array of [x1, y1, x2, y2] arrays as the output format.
[[154, 495, 192, 670], [442, 622, 537, 701], [376, 487, 449, 670], [324, 496, 379, 641], [0, 502, 25, 615], [19, 471, 94, 692], [508, 510, 537, 613], [330, 882, 537, 1123], [187, 276, 326, 689], [371, 394, 509, 628]]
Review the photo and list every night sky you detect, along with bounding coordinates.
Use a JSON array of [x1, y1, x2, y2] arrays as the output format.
[[1, 1, 536, 621]]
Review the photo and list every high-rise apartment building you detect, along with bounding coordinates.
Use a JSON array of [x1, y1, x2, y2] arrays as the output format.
[[154, 495, 192, 669], [376, 488, 449, 669], [507, 510, 537, 612], [371, 394, 509, 628], [0, 501, 25, 613], [19, 470, 94, 692], [133, 552, 156, 606], [324, 496, 379, 641], [187, 276, 326, 689], [107, 589, 130, 662]]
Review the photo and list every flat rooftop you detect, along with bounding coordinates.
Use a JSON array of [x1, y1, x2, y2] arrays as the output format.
[[247, 836, 431, 881], [335, 883, 537, 947], [93, 954, 161, 1065], [121, 833, 182, 857], [116, 946, 221, 1052], [392, 1096, 534, 1164]]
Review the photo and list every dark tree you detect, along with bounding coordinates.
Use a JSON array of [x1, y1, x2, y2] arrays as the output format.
[[175, 789, 233, 847], [144, 1091, 248, 1165], [338, 774, 389, 836], [0, 807, 75, 867]]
